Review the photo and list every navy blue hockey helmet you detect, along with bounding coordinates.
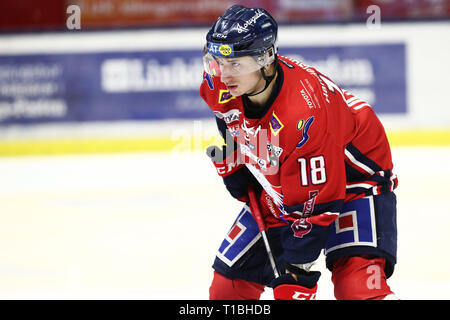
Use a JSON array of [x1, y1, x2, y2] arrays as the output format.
[[206, 5, 278, 57], [203, 5, 278, 78]]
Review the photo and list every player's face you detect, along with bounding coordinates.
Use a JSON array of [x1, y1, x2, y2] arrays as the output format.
[[218, 56, 265, 96]]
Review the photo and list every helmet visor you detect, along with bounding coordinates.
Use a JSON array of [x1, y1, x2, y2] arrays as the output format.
[[202, 53, 262, 78], [203, 41, 275, 77]]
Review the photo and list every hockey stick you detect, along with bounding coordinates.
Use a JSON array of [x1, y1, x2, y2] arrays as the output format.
[[247, 186, 280, 278], [206, 143, 280, 278]]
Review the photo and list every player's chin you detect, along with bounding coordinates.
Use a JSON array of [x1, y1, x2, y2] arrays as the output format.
[[227, 85, 242, 96]]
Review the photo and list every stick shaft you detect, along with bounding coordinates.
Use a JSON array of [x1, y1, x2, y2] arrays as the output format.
[[248, 187, 280, 278]]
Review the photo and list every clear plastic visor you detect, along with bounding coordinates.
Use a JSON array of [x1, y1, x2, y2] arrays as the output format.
[[202, 53, 264, 78]]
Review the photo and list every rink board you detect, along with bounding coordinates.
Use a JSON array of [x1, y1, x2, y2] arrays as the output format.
[[0, 129, 448, 156]]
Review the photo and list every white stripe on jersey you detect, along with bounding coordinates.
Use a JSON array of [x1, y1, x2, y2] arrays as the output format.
[[346, 96, 359, 104], [390, 172, 398, 192], [353, 103, 370, 110], [322, 212, 339, 216], [344, 90, 371, 110], [344, 148, 376, 175], [372, 185, 380, 195], [346, 182, 376, 189], [348, 99, 364, 107]]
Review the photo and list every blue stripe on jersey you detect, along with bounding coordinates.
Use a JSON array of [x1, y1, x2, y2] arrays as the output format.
[[346, 142, 383, 173], [345, 186, 377, 196], [345, 162, 368, 181], [345, 166, 395, 196]]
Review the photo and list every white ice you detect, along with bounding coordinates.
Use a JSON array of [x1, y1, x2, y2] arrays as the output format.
[[0, 146, 449, 299]]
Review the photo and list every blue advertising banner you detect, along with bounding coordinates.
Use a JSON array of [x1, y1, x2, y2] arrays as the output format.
[[0, 43, 405, 125], [280, 44, 406, 115]]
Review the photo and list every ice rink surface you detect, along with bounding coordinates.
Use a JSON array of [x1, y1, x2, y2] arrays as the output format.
[[0, 146, 449, 300]]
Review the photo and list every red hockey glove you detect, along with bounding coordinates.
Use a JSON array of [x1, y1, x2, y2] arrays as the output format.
[[207, 113, 264, 202], [206, 144, 243, 177], [269, 265, 321, 300], [207, 144, 262, 202]]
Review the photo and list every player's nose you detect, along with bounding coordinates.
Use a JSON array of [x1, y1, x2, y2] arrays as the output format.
[[220, 72, 233, 84]]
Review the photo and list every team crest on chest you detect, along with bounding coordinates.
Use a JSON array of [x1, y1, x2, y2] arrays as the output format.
[[218, 90, 236, 104], [269, 112, 284, 136]]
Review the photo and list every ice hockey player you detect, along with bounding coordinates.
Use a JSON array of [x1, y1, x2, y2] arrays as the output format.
[[200, 5, 398, 300]]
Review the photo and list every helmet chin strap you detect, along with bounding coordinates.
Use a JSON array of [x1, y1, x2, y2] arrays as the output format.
[[244, 58, 278, 97], [244, 69, 275, 97]]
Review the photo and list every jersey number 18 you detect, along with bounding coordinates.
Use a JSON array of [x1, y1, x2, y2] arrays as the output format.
[[298, 155, 327, 186]]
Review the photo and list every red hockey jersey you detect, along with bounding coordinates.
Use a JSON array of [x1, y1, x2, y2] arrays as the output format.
[[200, 55, 397, 251]]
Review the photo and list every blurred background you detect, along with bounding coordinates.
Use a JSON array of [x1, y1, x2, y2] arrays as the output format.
[[0, 0, 449, 299]]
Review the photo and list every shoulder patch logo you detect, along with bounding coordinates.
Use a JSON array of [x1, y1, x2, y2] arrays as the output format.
[[269, 112, 284, 136], [218, 89, 236, 104]]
